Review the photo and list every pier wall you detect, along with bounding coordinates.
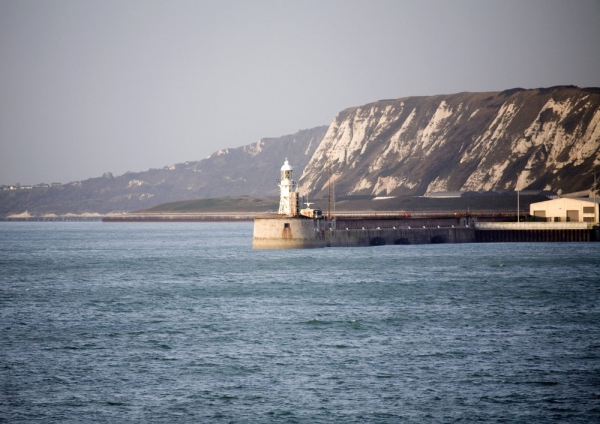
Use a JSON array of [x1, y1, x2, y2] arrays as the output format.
[[253, 217, 327, 249], [253, 216, 476, 249], [474, 222, 598, 242], [328, 227, 476, 247], [253, 216, 599, 249], [335, 216, 468, 229], [476, 229, 593, 242]]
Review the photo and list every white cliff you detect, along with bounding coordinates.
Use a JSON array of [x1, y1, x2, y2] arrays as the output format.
[[298, 87, 600, 198]]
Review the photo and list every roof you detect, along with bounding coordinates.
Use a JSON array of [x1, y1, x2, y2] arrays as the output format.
[[280, 159, 293, 171], [531, 197, 600, 206], [574, 197, 600, 204]]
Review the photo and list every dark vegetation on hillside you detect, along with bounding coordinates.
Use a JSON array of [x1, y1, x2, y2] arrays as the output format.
[[136, 194, 548, 215], [139, 196, 280, 213]]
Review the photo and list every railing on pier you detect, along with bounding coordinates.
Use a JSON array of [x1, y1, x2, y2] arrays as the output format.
[[330, 211, 522, 219]]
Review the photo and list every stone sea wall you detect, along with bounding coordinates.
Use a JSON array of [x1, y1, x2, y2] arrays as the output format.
[[252, 216, 476, 249], [252, 216, 600, 249]]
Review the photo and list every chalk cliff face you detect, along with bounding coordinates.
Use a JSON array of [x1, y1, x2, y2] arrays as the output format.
[[298, 86, 600, 198]]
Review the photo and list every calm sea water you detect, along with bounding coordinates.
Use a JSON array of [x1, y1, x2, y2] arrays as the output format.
[[1, 222, 599, 423]]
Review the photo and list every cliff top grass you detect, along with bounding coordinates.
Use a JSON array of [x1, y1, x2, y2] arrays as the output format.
[[331, 194, 550, 213], [137, 196, 280, 213], [138, 194, 550, 214]]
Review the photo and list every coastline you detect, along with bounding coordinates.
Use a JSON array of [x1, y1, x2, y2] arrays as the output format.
[[102, 213, 255, 222]]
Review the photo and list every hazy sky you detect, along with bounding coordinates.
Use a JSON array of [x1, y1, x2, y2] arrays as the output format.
[[1, 0, 599, 185]]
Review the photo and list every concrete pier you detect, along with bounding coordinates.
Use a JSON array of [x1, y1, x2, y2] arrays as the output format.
[[328, 226, 476, 247], [103, 213, 254, 222], [252, 215, 599, 249], [475, 229, 592, 242], [252, 216, 328, 249], [252, 215, 477, 249]]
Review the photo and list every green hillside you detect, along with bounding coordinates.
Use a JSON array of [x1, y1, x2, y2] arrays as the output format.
[[138, 196, 280, 213], [138, 194, 549, 214]]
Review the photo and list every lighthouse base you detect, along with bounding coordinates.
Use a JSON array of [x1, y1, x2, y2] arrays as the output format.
[[252, 215, 332, 249]]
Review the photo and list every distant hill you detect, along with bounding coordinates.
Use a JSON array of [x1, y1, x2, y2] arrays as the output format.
[[0, 126, 327, 217]]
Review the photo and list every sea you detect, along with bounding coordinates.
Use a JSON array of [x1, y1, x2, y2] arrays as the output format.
[[1, 221, 599, 423]]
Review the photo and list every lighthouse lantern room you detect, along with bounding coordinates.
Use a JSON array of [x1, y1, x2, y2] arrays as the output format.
[[278, 159, 299, 216]]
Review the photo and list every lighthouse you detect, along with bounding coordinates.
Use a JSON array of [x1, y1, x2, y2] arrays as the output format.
[[252, 158, 328, 249], [278, 159, 299, 215]]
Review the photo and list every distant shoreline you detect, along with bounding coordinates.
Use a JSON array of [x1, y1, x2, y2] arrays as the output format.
[[102, 213, 256, 222], [1, 194, 555, 222], [0, 214, 256, 222], [1, 215, 103, 222]]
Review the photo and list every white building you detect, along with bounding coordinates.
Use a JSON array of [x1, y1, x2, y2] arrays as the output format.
[[530, 198, 599, 223], [277, 159, 300, 216]]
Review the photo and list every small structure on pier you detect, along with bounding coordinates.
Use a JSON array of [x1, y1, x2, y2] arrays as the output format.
[[530, 198, 599, 223]]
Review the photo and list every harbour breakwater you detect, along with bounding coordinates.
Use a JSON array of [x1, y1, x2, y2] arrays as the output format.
[[3, 213, 255, 222], [3, 214, 103, 222], [102, 213, 254, 222], [252, 215, 600, 249], [475, 222, 599, 242]]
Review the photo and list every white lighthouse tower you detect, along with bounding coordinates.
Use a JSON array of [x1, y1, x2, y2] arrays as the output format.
[[278, 158, 299, 215]]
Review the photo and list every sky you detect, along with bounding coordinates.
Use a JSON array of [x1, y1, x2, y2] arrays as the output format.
[[1, 0, 599, 186]]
